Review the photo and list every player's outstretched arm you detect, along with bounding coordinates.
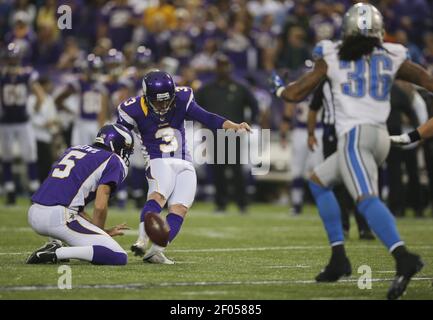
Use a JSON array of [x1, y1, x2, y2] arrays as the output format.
[[396, 60, 433, 93], [269, 59, 327, 102], [391, 61, 433, 145], [222, 120, 251, 132]]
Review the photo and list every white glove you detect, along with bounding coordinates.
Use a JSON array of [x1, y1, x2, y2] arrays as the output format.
[[390, 133, 411, 146]]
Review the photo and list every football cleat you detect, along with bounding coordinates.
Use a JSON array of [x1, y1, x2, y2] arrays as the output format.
[[359, 229, 375, 240], [131, 238, 148, 257], [315, 256, 352, 282], [26, 241, 60, 264], [143, 247, 174, 265], [387, 252, 424, 300]]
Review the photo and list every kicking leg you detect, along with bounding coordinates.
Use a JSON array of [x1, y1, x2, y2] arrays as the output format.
[[132, 192, 165, 256], [133, 159, 175, 256], [144, 162, 197, 265]]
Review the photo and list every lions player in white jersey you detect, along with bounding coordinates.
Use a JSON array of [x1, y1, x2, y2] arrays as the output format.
[[270, 3, 433, 299]]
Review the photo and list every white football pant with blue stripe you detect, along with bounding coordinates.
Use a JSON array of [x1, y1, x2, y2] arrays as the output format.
[[314, 124, 390, 200]]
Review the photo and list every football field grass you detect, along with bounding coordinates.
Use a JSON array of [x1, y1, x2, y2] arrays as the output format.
[[0, 198, 432, 300]]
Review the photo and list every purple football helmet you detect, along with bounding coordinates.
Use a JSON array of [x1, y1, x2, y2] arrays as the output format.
[[94, 124, 134, 166], [104, 48, 124, 75], [134, 46, 152, 66], [87, 53, 104, 72], [142, 70, 176, 116]]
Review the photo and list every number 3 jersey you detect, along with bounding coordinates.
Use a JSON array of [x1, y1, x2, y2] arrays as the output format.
[[313, 40, 409, 136], [32, 145, 128, 211], [117, 86, 226, 162], [0, 67, 39, 124]]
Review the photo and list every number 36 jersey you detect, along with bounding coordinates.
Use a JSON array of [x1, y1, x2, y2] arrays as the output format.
[[117, 86, 226, 162], [32, 145, 127, 211], [313, 40, 409, 136]]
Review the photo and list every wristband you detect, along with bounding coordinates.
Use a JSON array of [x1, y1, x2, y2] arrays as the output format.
[[408, 130, 421, 143]]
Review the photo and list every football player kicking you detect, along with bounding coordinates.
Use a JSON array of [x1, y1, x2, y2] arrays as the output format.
[[26, 124, 133, 265], [270, 3, 433, 299], [117, 70, 250, 264]]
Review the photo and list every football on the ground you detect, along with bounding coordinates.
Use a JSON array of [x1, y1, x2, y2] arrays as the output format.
[[144, 213, 170, 247]]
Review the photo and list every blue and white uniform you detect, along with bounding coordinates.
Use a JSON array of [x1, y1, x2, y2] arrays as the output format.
[[312, 40, 409, 201]]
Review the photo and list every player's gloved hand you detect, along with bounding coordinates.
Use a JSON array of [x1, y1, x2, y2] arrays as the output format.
[[269, 71, 285, 97], [390, 133, 411, 146]]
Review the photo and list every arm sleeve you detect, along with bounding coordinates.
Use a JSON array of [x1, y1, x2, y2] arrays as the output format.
[[99, 156, 127, 193], [309, 80, 325, 111], [116, 101, 137, 131], [186, 100, 227, 129]]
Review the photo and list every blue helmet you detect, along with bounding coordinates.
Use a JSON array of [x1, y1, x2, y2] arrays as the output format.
[[94, 124, 134, 166], [142, 70, 176, 116]]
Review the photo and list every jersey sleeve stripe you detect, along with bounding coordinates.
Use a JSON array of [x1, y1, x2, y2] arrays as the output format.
[[140, 96, 149, 116], [186, 90, 194, 111], [118, 107, 137, 128]]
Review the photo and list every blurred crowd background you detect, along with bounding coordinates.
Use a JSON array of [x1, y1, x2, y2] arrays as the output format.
[[1, 0, 433, 220]]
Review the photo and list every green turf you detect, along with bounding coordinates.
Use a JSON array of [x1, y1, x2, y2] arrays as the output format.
[[0, 198, 432, 300]]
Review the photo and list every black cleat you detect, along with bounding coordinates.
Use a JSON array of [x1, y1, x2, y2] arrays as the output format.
[[316, 256, 352, 282], [359, 229, 375, 240], [387, 253, 424, 300], [26, 242, 60, 264], [131, 244, 146, 257]]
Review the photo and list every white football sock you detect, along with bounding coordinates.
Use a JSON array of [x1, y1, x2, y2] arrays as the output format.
[[56, 246, 93, 262], [291, 188, 304, 206], [138, 222, 147, 242], [149, 244, 165, 253]]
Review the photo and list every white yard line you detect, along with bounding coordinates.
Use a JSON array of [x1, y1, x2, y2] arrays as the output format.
[[2, 244, 433, 256], [0, 277, 432, 292]]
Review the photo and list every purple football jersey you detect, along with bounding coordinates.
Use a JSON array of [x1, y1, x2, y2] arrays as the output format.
[[0, 67, 38, 123], [32, 145, 127, 211], [117, 86, 226, 161], [69, 78, 107, 120]]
